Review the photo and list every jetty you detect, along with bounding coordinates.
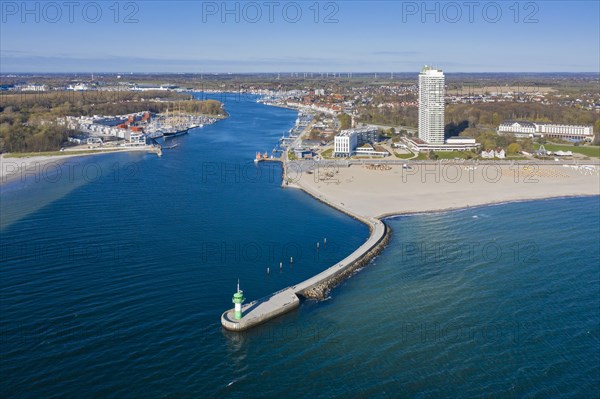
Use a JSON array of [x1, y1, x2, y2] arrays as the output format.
[[221, 212, 389, 331]]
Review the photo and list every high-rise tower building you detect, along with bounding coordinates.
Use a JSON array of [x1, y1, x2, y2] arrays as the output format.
[[418, 66, 445, 144]]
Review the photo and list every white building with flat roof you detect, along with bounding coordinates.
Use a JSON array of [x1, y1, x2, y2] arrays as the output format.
[[535, 123, 594, 141], [20, 84, 47, 92], [334, 130, 358, 157], [446, 137, 477, 145], [355, 143, 389, 157], [333, 126, 380, 157], [418, 66, 445, 145], [498, 121, 594, 142], [402, 137, 480, 152]]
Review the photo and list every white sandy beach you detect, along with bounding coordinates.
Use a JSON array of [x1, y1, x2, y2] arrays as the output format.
[[293, 163, 600, 218]]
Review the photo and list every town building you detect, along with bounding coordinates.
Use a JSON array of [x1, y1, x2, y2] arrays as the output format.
[[333, 127, 380, 157], [481, 148, 506, 159], [498, 121, 594, 142], [293, 149, 314, 159], [334, 130, 358, 157], [418, 66, 445, 144], [402, 136, 480, 152], [19, 84, 48, 92], [352, 126, 380, 145], [355, 143, 389, 157], [67, 83, 90, 91]]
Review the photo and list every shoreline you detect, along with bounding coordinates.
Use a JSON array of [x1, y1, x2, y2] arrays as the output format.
[[0, 147, 158, 186], [223, 103, 600, 331], [292, 174, 600, 222], [288, 174, 598, 297], [376, 193, 600, 220], [221, 163, 597, 328], [221, 197, 390, 331], [292, 162, 600, 219]]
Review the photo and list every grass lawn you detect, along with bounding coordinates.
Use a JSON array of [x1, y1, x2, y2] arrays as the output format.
[[538, 143, 600, 158], [430, 151, 476, 160], [320, 148, 333, 159], [394, 151, 414, 159]]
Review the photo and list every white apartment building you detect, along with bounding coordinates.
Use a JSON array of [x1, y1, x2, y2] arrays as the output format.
[[418, 66, 445, 144], [334, 130, 358, 157], [333, 127, 380, 157]]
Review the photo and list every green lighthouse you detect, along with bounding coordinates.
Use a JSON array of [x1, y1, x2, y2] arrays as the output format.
[[232, 279, 245, 320]]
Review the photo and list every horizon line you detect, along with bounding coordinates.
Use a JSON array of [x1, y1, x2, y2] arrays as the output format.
[[2, 71, 598, 75]]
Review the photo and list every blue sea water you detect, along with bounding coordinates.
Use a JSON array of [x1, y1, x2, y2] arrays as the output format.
[[1, 94, 599, 398]]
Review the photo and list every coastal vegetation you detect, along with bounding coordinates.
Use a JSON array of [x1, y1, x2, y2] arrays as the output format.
[[507, 143, 521, 154]]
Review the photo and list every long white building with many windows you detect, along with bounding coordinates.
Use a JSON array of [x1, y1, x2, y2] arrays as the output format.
[[498, 121, 594, 142], [418, 66, 445, 144]]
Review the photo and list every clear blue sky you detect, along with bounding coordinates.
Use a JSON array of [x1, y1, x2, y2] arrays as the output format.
[[1, 1, 598, 72]]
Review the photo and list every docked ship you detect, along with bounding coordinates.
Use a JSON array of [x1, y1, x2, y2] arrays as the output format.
[[161, 104, 190, 139], [162, 127, 189, 138]]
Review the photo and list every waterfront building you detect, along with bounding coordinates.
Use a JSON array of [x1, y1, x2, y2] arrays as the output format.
[[402, 136, 480, 152], [355, 143, 389, 157], [352, 126, 380, 145], [293, 149, 313, 159], [418, 66, 445, 144], [498, 121, 594, 142], [481, 148, 506, 159], [445, 137, 477, 145], [334, 130, 358, 157], [497, 121, 537, 137], [333, 127, 379, 157]]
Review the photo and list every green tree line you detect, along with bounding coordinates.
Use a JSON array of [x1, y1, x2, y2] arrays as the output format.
[[357, 101, 598, 135]]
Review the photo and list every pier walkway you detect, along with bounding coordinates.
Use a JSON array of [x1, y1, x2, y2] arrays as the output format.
[[221, 288, 300, 331], [221, 206, 388, 331]]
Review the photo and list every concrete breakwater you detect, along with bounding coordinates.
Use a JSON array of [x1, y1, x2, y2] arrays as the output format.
[[295, 223, 390, 300], [221, 176, 391, 331], [221, 288, 300, 332]]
